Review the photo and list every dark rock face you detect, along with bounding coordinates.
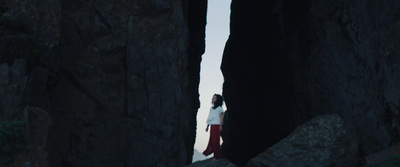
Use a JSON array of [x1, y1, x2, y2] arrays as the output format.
[[20, 106, 52, 167], [294, 0, 400, 156], [221, 0, 308, 165], [222, 0, 400, 166], [1, 0, 206, 166], [246, 114, 361, 167], [0, 59, 27, 120], [4, 0, 400, 166], [366, 144, 400, 165]]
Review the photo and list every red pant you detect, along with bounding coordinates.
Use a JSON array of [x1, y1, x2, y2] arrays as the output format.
[[203, 125, 221, 159]]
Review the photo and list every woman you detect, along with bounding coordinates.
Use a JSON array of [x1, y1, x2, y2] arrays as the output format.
[[203, 94, 224, 160]]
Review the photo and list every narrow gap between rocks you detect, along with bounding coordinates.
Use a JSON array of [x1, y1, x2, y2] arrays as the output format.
[[192, 0, 231, 163]]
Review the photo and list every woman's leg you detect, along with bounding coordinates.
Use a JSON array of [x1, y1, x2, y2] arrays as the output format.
[[210, 125, 221, 159], [203, 129, 213, 156]]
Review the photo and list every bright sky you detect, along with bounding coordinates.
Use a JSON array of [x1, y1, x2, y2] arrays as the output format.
[[193, 0, 231, 162]]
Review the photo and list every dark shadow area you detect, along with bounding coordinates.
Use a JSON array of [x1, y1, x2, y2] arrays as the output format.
[[221, 0, 310, 166], [2, 0, 400, 166], [221, 0, 400, 166]]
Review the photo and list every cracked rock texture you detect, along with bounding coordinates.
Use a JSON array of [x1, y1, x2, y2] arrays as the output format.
[[4, 0, 400, 166], [221, 0, 400, 166], [247, 114, 361, 167], [0, 0, 206, 166]]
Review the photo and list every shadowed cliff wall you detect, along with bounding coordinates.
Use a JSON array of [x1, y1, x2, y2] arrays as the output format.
[[4, 0, 400, 166], [0, 0, 206, 166], [221, 0, 400, 166]]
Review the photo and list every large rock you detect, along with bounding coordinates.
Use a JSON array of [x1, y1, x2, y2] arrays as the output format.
[[221, 0, 400, 165], [246, 114, 361, 167], [365, 144, 400, 165], [1, 0, 207, 166], [0, 59, 27, 120], [292, 0, 400, 156], [188, 158, 237, 167], [0, 106, 51, 167], [4, 0, 400, 166]]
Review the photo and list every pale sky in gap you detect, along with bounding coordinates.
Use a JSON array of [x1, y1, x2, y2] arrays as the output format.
[[193, 0, 231, 162]]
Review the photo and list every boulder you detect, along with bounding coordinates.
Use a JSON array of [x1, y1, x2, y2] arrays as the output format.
[[0, 59, 27, 120], [188, 158, 237, 167], [246, 114, 362, 167], [365, 144, 400, 165], [221, 0, 400, 165], [1, 0, 207, 166], [1, 106, 51, 167]]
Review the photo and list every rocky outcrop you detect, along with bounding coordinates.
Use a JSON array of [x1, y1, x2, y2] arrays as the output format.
[[1, 0, 206, 166], [365, 144, 400, 165], [221, 0, 400, 166], [0, 59, 27, 120], [292, 0, 400, 156], [0, 107, 51, 167], [246, 114, 361, 167], [188, 158, 237, 167], [193, 114, 361, 167], [17, 107, 51, 167], [4, 0, 400, 166], [221, 0, 309, 165]]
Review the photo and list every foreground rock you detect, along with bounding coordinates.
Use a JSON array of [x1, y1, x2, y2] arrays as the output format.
[[246, 114, 362, 167], [221, 0, 400, 165], [1, 106, 51, 167], [365, 144, 400, 165], [188, 158, 237, 167]]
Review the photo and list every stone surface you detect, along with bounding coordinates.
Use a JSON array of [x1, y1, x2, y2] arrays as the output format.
[[221, 0, 310, 165], [4, 0, 400, 166], [246, 114, 361, 167], [188, 158, 237, 167], [22, 106, 52, 167], [0, 59, 27, 120], [365, 144, 400, 165], [292, 0, 400, 156], [221, 0, 400, 165], [1, 106, 52, 167], [1, 0, 206, 166]]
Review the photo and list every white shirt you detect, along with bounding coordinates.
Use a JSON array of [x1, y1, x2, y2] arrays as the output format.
[[206, 106, 224, 125]]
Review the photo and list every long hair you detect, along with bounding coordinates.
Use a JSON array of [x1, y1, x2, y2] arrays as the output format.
[[213, 94, 224, 109]]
